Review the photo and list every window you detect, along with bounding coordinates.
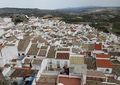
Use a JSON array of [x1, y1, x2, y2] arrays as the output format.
[[18, 53, 20, 56], [22, 53, 24, 56], [34, 56, 36, 58], [106, 69, 109, 72], [49, 60, 52, 64], [30, 62, 32, 68], [49, 60, 53, 70]]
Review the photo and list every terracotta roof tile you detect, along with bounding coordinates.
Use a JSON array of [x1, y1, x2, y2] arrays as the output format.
[[58, 75, 81, 85], [24, 58, 31, 64], [47, 46, 56, 58], [18, 39, 30, 52], [94, 43, 102, 50], [40, 46, 48, 49], [27, 44, 39, 55], [56, 53, 69, 60], [57, 48, 70, 51], [96, 54, 111, 59], [70, 56, 84, 64], [87, 70, 106, 78], [38, 49, 47, 57], [96, 59, 112, 68], [36, 74, 57, 85], [10, 68, 37, 77], [32, 59, 42, 65]]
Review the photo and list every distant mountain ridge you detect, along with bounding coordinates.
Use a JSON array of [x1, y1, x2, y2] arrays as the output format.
[[0, 7, 120, 16], [0, 7, 49, 14], [0, 7, 120, 35], [57, 6, 120, 14]]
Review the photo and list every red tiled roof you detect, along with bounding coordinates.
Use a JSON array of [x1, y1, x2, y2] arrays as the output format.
[[94, 43, 102, 50], [96, 59, 112, 68], [10, 68, 37, 78], [87, 70, 106, 78], [96, 54, 111, 59], [58, 75, 81, 85], [56, 53, 69, 59], [36, 75, 57, 85]]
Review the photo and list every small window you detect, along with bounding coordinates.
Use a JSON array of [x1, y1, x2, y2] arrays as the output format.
[[22, 53, 24, 56], [30, 62, 32, 68], [49, 60, 52, 64], [27, 56, 30, 57], [106, 69, 109, 72], [49, 60, 53, 70], [34, 56, 36, 58], [18, 53, 20, 56]]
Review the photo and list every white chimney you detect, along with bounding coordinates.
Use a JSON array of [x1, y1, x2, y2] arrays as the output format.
[[58, 83, 64, 85]]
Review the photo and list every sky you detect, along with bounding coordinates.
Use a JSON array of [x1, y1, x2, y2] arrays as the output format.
[[0, 0, 120, 9]]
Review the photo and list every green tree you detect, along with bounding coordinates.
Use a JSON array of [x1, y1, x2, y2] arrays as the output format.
[[12, 15, 28, 25]]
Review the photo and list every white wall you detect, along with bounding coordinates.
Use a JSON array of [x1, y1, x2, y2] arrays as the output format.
[[0, 46, 18, 67], [32, 59, 48, 85], [48, 59, 69, 69], [0, 29, 5, 37], [97, 67, 112, 74], [0, 57, 5, 67], [36, 59, 48, 80], [96, 58, 110, 60]]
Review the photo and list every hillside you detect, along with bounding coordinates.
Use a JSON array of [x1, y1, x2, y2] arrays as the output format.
[[0, 7, 120, 35], [0, 7, 120, 16]]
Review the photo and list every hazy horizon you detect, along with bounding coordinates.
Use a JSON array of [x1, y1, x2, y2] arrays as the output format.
[[0, 0, 120, 9]]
